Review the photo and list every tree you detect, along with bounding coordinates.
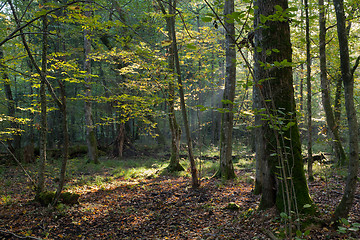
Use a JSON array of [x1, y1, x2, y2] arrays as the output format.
[[215, 0, 236, 180], [253, 0, 314, 213], [304, 0, 313, 181], [332, 0, 359, 221], [318, 0, 346, 166], [83, 2, 99, 164], [171, 0, 199, 188], [156, 0, 184, 172]]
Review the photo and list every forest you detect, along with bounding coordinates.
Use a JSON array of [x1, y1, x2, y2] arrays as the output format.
[[0, 0, 359, 239]]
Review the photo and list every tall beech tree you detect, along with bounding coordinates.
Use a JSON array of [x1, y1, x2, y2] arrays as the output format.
[[156, 0, 184, 172], [332, 0, 359, 220], [171, 0, 199, 188], [83, 2, 98, 164], [318, 0, 346, 165], [253, 0, 314, 213], [215, 0, 236, 180], [304, 0, 313, 181]]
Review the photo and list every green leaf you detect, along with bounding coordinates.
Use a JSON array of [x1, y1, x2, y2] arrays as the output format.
[[186, 44, 196, 50], [341, 218, 350, 226], [260, 14, 267, 23], [274, 5, 283, 12], [303, 204, 312, 208], [286, 121, 296, 128], [304, 230, 310, 236], [287, 7, 298, 12], [201, 16, 213, 23], [161, 40, 172, 47]]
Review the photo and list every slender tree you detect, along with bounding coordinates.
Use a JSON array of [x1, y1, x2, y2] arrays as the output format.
[[83, 2, 99, 164], [171, 0, 199, 188], [318, 0, 346, 165], [215, 0, 236, 180], [304, 0, 313, 181], [332, 0, 359, 220], [156, 0, 184, 172]]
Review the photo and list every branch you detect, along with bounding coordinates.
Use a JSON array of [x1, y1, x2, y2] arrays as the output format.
[[0, 141, 37, 188], [351, 55, 360, 76], [7, 0, 63, 110], [0, 228, 42, 240], [0, 1, 88, 47]]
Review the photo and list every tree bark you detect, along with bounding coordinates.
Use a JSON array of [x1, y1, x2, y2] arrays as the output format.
[[253, 0, 314, 213], [169, 0, 199, 188], [156, 0, 184, 172], [0, 48, 21, 160], [38, 1, 48, 196], [216, 0, 236, 180], [318, 0, 346, 165], [333, 0, 359, 221], [305, 0, 313, 181], [83, 3, 99, 164]]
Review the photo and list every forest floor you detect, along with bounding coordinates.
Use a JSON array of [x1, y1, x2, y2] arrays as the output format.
[[0, 152, 359, 240]]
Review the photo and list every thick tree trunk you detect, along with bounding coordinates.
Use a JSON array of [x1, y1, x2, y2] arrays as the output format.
[[84, 4, 98, 164], [318, 0, 346, 165], [216, 0, 236, 180], [305, 0, 314, 181], [253, 0, 314, 213], [333, 0, 359, 220]]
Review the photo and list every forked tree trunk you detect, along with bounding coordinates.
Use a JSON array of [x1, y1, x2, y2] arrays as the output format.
[[318, 0, 346, 165], [333, 0, 359, 220], [254, 0, 314, 214]]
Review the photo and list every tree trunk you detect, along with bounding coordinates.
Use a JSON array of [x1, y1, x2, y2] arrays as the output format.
[[170, 0, 199, 188], [0, 48, 21, 160], [113, 122, 125, 157], [253, 0, 314, 214], [37, 4, 48, 196], [83, 3, 98, 164], [215, 0, 236, 180], [318, 0, 347, 165], [305, 0, 313, 181], [156, 0, 184, 172], [332, 0, 359, 221]]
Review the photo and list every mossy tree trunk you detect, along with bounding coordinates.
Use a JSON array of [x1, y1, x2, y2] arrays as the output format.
[[318, 0, 347, 166], [215, 0, 236, 180], [253, 0, 314, 214], [332, 0, 359, 221]]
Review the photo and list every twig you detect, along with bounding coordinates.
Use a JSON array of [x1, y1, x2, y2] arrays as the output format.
[[0, 141, 37, 188], [262, 229, 279, 240], [0, 229, 43, 240]]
